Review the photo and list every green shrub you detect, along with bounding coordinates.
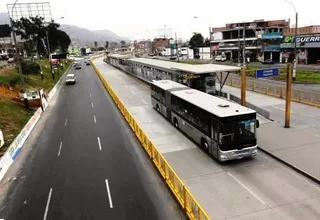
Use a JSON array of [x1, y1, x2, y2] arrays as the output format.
[[17, 60, 41, 75]]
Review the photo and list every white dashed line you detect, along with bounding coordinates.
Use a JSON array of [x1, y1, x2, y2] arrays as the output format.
[[91, 102, 94, 108], [57, 142, 63, 157], [141, 99, 147, 104], [94, 115, 96, 124], [89, 93, 92, 98], [105, 179, 113, 208], [97, 137, 102, 150], [64, 118, 67, 127], [43, 188, 53, 220], [227, 172, 266, 205]]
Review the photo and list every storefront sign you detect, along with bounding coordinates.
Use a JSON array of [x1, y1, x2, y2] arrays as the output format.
[[283, 34, 320, 43], [262, 32, 282, 39], [264, 45, 281, 51]]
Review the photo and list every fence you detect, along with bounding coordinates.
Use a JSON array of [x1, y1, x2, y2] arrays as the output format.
[[225, 76, 320, 108], [90, 57, 210, 220]]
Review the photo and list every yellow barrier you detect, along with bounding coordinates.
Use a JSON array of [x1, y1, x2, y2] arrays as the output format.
[[225, 76, 320, 108], [90, 59, 210, 220]]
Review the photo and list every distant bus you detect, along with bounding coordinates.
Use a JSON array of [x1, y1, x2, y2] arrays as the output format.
[[150, 80, 260, 161]]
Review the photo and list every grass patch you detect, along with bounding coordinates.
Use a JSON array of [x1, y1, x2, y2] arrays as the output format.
[[178, 60, 203, 65], [245, 66, 320, 83], [0, 59, 72, 154], [0, 99, 33, 153], [0, 59, 72, 92]]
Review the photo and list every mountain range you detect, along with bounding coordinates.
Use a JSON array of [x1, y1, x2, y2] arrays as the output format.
[[0, 12, 130, 47]]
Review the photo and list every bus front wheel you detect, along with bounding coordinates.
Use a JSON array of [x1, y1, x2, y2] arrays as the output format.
[[201, 139, 209, 153], [174, 118, 179, 129]]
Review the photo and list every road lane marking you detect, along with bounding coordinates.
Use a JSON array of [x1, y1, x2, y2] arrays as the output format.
[[97, 137, 102, 150], [227, 172, 266, 205], [90, 93, 92, 98], [57, 142, 63, 157], [141, 99, 147, 104], [105, 179, 113, 208], [64, 118, 68, 127], [94, 115, 96, 123], [91, 102, 94, 108], [129, 88, 136, 95], [43, 188, 53, 220]]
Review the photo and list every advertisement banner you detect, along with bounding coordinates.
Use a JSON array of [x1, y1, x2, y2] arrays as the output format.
[[0, 152, 13, 181], [7, 108, 42, 160]]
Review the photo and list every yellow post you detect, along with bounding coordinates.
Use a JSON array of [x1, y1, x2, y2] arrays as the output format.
[[241, 66, 247, 106], [285, 63, 293, 128]]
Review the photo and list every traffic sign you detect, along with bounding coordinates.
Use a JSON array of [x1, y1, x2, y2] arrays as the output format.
[[256, 68, 279, 78]]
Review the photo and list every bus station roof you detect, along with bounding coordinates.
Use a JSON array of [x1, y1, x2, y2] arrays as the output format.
[[108, 54, 133, 59], [128, 58, 240, 74], [171, 64, 241, 74]]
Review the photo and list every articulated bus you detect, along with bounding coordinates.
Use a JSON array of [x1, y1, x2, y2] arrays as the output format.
[[150, 80, 260, 162]]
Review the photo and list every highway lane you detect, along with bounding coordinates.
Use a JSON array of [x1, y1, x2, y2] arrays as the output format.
[[0, 60, 185, 220], [94, 58, 320, 219]]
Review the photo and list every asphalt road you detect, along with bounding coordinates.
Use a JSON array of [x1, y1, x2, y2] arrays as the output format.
[[0, 60, 185, 220]]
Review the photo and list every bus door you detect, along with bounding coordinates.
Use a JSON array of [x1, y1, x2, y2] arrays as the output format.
[[210, 118, 220, 158], [165, 90, 171, 119]]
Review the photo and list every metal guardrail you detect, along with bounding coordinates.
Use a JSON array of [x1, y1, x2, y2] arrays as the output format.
[[225, 76, 320, 108], [90, 57, 210, 220]]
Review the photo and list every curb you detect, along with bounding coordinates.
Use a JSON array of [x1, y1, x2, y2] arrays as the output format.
[[103, 59, 320, 187], [90, 58, 210, 220]]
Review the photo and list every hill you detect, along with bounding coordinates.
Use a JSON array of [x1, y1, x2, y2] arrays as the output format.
[[0, 12, 130, 47]]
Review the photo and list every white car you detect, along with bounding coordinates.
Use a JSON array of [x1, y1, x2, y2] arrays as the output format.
[[66, 74, 76, 85], [215, 55, 227, 62]]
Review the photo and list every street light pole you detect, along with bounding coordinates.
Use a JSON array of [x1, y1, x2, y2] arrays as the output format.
[[194, 16, 211, 61], [283, 0, 298, 80], [9, 0, 23, 77]]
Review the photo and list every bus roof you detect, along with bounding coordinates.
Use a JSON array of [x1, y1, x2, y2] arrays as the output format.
[[128, 58, 240, 74], [171, 89, 256, 118], [152, 80, 189, 91]]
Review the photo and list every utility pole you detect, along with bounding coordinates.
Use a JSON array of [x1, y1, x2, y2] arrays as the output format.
[[238, 25, 240, 66], [46, 30, 52, 75], [209, 26, 212, 62], [285, 63, 293, 128], [175, 32, 179, 62], [241, 21, 247, 106], [293, 12, 298, 81]]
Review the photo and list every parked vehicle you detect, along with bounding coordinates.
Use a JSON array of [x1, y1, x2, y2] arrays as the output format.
[[215, 55, 226, 62], [74, 62, 82, 69]]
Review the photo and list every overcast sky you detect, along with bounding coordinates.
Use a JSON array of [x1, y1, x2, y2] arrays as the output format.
[[0, 0, 318, 40]]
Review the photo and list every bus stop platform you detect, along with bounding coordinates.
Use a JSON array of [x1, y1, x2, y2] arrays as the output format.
[[93, 58, 320, 220], [219, 84, 320, 182]]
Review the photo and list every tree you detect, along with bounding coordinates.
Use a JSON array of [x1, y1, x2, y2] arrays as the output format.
[[12, 16, 71, 57], [105, 41, 109, 49], [204, 38, 210, 47], [189, 33, 204, 49], [120, 40, 126, 46], [94, 41, 98, 48]]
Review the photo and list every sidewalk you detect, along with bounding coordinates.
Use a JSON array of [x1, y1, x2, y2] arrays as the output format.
[[221, 84, 320, 181]]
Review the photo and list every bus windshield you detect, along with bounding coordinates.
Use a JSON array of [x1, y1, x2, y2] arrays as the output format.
[[219, 118, 256, 150]]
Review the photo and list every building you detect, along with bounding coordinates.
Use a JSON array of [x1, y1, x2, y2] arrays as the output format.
[[0, 36, 24, 60], [211, 19, 290, 62], [152, 38, 169, 54], [280, 25, 320, 64]]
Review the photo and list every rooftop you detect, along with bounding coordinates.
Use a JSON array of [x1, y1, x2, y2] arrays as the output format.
[[172, 89, 256, 118]]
